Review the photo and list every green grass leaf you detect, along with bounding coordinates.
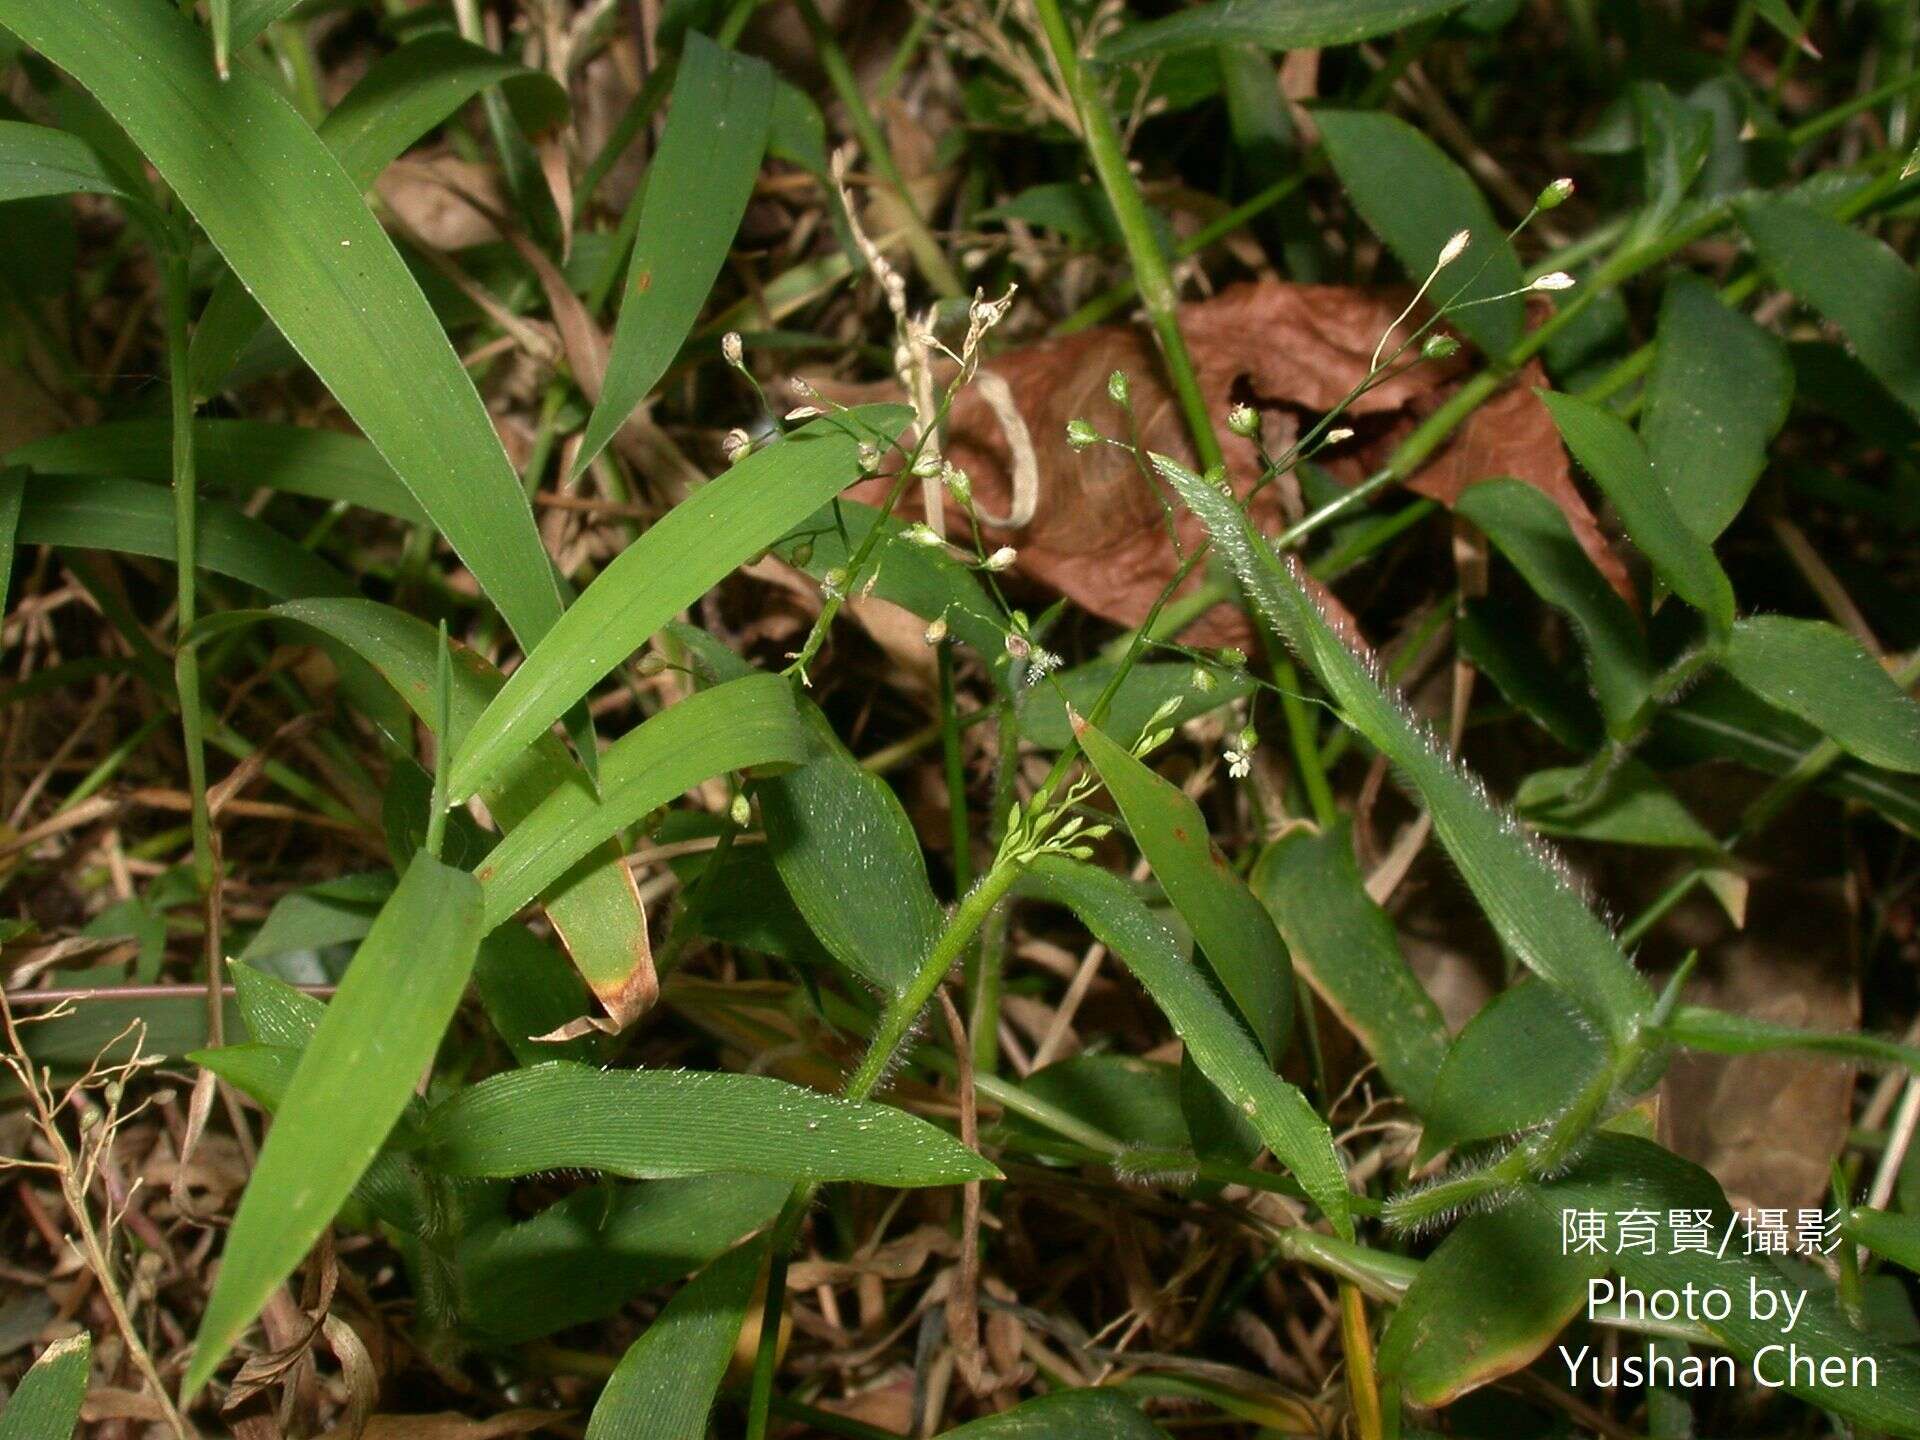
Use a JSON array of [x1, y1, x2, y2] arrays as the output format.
[[17, 474, 353, 600], [1155, 451, 1653, 1043], [476, 673, 806, 927], [218, 0, 305, 75], [421, 1061, 998, 1187], [1843, 1207, 1920, 1275], [1722, 616, 1920, 773], [1515, 758, 1720, 851], [1660, 1004, 1920, 1071], [0, 1333, 90, 1440], [191, 32, 568, 397], [450, 405, 910, 803], [1099, 0, 1466, 61], [1456, 478, 1653, 733], [197, 598, 655, 1026], [0, 118, 143, 209], [10, 418, 421, 522], [458, 1174, 788, 1345], [1739, 197, 1920, 421], [575, 33, 773, 476], [186, 850, 484, 1399], [1252, 821, 1450, 1114], [1642, 274, 1792, 542], [1422, 980, 1601, 1153], [1378, 1197, 1600, 1407], [1540, 390, 1735, 636], [936, 1390, 1172, 1438], [585, 1241, 763, 1440], [1078, 719, 1291, 1061], [0, 0, 567, 656], [1653, 675, 1920, 834], [1021, 855, 1353, 1238], [752, 698, 944, 999], [1316, 109, 1524, 357], [0, 467, 22, 618]]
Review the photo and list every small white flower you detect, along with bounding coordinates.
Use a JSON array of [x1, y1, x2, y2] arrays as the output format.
[[1324, 427, 1355, 445], [1540, 177, 1576, 210], [857, 442, 882, 472], [722, 428, 752, 464], [821, 566, 848, 600], [1224, 724, 1258, 779], [1531, 271, 1577, 292], [901, 523, 946, 548], [721, 331, 745, 368], [924, 616, 949, 645], [786, 405, 823, 422], [1438, 228, 1472, 268], [982, 546, 1017, 573], [1029, 648, 1062, 679], [729, 792, 752, 826], [1227, 403, 1259, 439]]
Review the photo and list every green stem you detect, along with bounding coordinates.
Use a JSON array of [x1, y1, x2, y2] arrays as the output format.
[[162, 245, 213, 897], [1033, 0, 1222, 473], [1275, 655, 1336, 826], [938, 642, 971, 894], [743, 859, 1026, 1440]]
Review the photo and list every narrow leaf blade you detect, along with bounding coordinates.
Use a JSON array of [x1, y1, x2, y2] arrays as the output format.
[[575, 34, 773, 475], [1154, 451, 1652, 1040], [1078, 719, 1291, 1061], [186, 851, 485, 1398], [0, 0, 566, 652], [0, 1333, 91, 1440], [585, 1241, 764, 1440], [1022, 855, 1353, 1238], [422, 1062, 998, 1187], [450, 406, 910, 802], [1722, 616, 1920, 773], [1540, 389, 1735, 635]]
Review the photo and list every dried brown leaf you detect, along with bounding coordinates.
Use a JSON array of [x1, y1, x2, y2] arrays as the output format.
[[827, 281, 1626, 646]]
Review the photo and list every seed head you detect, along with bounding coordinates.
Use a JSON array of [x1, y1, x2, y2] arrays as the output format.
[[924, 615, 949, 645], [901, 522, 946, 549], [1227, 403, 1259, 439], [1107, 369, 1131, 406], [1538, 177, 1576, 210], [1531, 271, 1577, 292], [1422, 334, 1461, 361], [942, 462, 973, 507], [722, 427, 752, 464], [1437, 228, 1472, 268], [982, 546, 1017, 573], [721, 331, 745, 368], [1066, 418, 1100, 451]]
